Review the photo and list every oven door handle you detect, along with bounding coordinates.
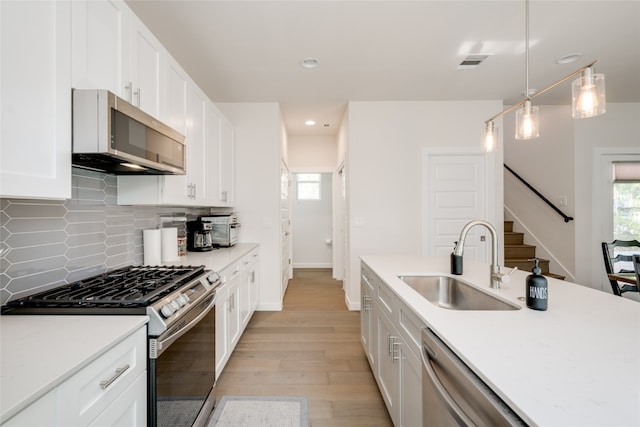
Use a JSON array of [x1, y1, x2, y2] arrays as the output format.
[[153, 295, 216, 357]]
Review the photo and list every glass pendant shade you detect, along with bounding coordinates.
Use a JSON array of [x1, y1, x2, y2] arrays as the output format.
[[572, 67, 606, 118], [484, 121, 498, 152], [515, 100, 539, 140]]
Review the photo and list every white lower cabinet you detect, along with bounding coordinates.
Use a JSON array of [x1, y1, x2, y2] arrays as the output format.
[[361, 264, 423, 427], [2, 326, 146, 427], [240, 248, 259, 328], [2, 390, 56, 427], [216, 248, 260, 378]]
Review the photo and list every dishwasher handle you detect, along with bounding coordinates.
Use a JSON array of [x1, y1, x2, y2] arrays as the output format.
[[422, 340, 475, 426]]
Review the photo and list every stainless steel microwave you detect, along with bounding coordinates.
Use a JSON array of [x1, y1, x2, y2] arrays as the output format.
[[72, 89, 186, 175]]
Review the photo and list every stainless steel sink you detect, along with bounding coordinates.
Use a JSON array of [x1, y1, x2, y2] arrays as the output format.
[[398, 275, 520, 310]]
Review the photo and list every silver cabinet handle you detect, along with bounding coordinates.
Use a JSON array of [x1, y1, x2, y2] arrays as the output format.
[[134, 88, 141, 107], [125, 82, 133, 103], [99, 364, 130, 390], [220, 191, 227, 202], [392, 340, 401, 362]]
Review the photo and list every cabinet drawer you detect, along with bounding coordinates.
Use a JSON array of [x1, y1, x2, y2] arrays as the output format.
[[57, 327, 146, 426], [87, 372, 146, 427], [377, 281, 396, 317], [398, 305, 425, 358]]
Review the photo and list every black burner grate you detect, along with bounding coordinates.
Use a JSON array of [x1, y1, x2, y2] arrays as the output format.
[[5, 265, 205, 309]]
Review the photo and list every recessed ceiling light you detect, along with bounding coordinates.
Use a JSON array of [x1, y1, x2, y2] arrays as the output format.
[[305, 120, 316, 126], [556, 53, 582, 65], [301, 58, 319, 69]]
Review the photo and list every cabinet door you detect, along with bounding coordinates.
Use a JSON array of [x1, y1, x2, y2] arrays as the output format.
[[240, 252, 258, 328], [128, 13, 163, 117], [2, 389, 56, 427], [399, 346, 422, 427], [71, 0, 129, 94], [227, 267, 242, 348], [360, 285, 377, 368], [219, 117, 235, 205], [0, 0, 71, 199], [376, 307, 400, 425], [215, 284, 229, 377], [248, 252, 260, 313], [205, 101, 222, 206]]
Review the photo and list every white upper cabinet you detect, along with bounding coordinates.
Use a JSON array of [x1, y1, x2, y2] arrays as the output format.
[[206, 102, 236, 207], [128, 13, 163, 117], [71, 0, 163, 118], [117, 59, 209, 206], [0, 0, 72, 200], [220, 117, 236, 206], [71, 0, 129, 95], [160, 60, 208, 206]]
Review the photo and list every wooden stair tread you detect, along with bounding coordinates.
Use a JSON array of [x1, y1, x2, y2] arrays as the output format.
[[503, 220, 565, 280]]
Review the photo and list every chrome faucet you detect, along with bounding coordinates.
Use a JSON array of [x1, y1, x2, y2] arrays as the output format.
[[450, 219, 516, 289]]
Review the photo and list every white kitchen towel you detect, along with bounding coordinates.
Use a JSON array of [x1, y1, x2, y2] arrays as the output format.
[[143, 229, 162, 265], [161, 227, 178, 262]]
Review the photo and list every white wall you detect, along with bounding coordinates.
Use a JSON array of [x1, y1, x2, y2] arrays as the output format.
[[574, 103, 640, 290], [291, 173, 333, 268], [503, 102, 640, 291], [288, 136, 337, 171], [504, 105, 576, 280], [345, 100, 504, 309], [217, 102, 285, 310]]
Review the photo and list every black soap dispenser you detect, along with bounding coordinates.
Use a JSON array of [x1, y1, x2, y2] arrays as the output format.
[[526, 258, 548, 311]]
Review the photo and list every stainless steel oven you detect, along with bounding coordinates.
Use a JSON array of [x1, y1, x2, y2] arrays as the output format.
[[2, 264, 220, 427], [150, 291, 216, 427]]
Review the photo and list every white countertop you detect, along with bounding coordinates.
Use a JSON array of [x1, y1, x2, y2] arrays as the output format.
[[165, 243, 259, 272], [361, 255, 640, 427], [0, 315, 148, 422]]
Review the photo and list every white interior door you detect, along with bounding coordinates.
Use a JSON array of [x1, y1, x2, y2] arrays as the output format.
[[422, 152, 488, 262]]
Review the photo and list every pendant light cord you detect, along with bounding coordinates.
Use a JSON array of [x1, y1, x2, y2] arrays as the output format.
[[525, 0, 530, 99]]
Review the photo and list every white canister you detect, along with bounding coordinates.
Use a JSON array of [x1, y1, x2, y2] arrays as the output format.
[[161, 227, 179, 262], [143, 229, 162, 265]]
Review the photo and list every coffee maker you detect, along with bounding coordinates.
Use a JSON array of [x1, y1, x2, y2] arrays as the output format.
[[186, 219, 214, 252]]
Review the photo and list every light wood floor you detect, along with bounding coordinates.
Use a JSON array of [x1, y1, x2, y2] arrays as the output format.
[[215, 268, 393, 427]]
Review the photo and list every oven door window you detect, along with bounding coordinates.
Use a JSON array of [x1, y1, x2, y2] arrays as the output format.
[[154, 304, 215, 427]]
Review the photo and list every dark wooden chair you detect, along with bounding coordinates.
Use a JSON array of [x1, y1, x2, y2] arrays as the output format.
[[634, 254, 640, 290], [601, 240, 640, 296]]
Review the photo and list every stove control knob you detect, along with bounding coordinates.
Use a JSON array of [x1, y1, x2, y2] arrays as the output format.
[[170, 299, 181, 310], [160, 304, 175, 318], [176, 294, 188, 307]]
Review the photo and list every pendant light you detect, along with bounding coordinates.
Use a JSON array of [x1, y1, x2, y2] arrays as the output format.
[[481, 1, 606, 149], [484, 121, 498, 152], [515, 0, 539, 140], [572, 66, 606, 118]]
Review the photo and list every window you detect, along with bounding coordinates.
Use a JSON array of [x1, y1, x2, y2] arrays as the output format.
[[613, 162, 640, 240], [296, 173, 321, 200]]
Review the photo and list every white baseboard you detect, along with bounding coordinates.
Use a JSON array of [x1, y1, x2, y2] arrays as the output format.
[[256, 302, 283, 311], [292, 263, 332, 268]]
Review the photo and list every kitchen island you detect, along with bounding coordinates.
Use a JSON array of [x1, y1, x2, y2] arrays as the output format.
[[362, 255, 640, 426]]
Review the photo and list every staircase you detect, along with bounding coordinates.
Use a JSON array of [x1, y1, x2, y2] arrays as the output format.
[[504, 221, 565, 280]]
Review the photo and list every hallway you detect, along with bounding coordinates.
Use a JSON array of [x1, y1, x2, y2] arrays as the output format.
[[215, 268, 393, 427]]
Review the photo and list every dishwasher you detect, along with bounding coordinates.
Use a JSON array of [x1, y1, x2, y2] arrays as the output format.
[[421, 328, 528, 426]]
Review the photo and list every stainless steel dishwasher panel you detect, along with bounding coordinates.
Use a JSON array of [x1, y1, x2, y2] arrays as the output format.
[[421, 328, 527, 427]]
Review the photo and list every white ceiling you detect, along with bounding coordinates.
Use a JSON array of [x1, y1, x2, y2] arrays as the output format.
[[125, 0, 640, 136]]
